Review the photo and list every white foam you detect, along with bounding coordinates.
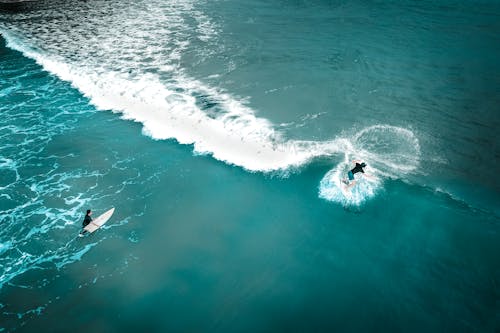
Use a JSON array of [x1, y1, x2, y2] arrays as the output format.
[[0, 0, 339, 172], [0, 241, 12, 255]]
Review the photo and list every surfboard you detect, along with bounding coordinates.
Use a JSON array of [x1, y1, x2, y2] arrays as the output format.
[[339, 165, 353, 198], [339, 178, 351, 197], [82, 208, 115, 234]]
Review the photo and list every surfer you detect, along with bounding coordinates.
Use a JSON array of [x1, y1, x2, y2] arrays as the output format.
[[342, 160, 369, 188], [80, 209, 92, 236]]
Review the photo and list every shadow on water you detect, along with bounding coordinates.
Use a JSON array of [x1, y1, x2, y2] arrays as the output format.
[[0, 0, 51, 13]]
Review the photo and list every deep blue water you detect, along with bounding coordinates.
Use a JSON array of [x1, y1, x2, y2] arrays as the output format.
[[0, 0, 499, 332]]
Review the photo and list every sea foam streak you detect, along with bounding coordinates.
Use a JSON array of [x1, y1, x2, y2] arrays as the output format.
[[0, 28, 342, 171]]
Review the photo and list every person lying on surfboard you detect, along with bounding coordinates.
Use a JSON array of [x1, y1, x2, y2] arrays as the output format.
[[80, 209, 92, 235], [342, 160, 371, 188]]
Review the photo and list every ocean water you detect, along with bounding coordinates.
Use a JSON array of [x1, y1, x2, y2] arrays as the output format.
[[0, 0, 499, 331]]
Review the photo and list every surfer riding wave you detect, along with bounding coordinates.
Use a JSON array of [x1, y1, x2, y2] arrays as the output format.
[[342, 160, 374, 189], [319, 125, 421, 206]]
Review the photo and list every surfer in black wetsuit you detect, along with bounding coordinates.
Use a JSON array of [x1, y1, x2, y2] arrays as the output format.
[[80, 209, 92, 236], [82, 209, 92, 228], [343, 161, 368, 187]]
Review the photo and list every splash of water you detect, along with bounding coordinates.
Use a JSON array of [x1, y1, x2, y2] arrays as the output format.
[[319, 125, 420, 206]]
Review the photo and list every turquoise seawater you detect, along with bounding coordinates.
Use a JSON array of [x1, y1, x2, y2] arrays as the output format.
[[0, 0, 499, 331]]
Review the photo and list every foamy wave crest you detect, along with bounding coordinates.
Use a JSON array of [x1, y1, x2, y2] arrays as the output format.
[[1, 29, 343, 172]]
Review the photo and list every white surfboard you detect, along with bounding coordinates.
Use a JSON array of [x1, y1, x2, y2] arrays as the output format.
[[339, 178, 352, 198], [82, 208, 115, 234], [338, 163, 353, 197]]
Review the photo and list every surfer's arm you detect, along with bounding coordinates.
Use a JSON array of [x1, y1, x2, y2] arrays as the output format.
[[363, 172, 375, 179]]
